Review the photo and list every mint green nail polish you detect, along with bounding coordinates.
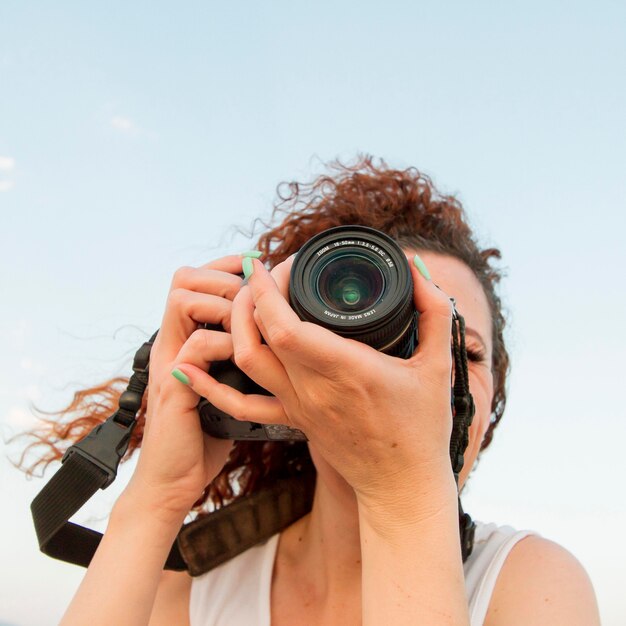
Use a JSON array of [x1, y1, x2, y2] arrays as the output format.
[[413, 254, 431, 280], [171, 368, 190, 385], [240, 250, 262, 259], [242, 256, 254, 279]]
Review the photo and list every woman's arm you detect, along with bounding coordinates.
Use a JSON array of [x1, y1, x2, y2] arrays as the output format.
[[60, 490, 187, 626], [58, 255, 247, 625], [358, 468, 469, 626]]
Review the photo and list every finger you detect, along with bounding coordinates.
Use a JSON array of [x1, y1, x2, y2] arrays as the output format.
[[153, 255, 250, 373], [157, 330, 234, 411], [408, 255, 454, 365], [267, 253, 297, 299], [176, 328, 234, 366], [246, 259, 350, 373], [172, 362, 290, 425], [199, 254, 247, 273], [171, 266, 243, 301], [245, 258, 302, 343], [157, 290, 233, 364], [230, 285, 295, 400]]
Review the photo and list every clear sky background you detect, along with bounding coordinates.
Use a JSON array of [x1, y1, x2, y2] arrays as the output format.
[[1, 1, 624, 624]]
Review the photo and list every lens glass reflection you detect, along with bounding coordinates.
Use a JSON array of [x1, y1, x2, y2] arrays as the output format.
[[316, 253, 385, 312]]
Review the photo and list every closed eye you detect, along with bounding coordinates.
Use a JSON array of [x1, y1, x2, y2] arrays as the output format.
[[466, 347, 487, 363]]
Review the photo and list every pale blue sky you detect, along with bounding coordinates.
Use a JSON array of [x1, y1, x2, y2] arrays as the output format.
[[1, 2, 625, 624]]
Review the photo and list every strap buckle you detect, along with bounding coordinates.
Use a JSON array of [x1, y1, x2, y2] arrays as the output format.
[[61, 414, 136, 488], [132, 339, 152, 380]]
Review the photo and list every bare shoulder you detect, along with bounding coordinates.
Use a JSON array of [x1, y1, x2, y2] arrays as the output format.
[[148, 569, 193, 626], [484, 535, 600, 626]]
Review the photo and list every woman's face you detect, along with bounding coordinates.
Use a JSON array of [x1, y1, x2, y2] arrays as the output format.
[[407, 250, 495, 486]]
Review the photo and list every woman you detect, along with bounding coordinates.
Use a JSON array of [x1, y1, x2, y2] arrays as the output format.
[[28, 158, 599, 625]]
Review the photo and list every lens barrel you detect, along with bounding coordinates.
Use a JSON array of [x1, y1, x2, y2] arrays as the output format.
[[289, 225, 416, 357]]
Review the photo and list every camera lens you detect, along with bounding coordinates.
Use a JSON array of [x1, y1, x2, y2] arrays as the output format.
[[316, 253, 385, 312], [289, 225, 417, 357]]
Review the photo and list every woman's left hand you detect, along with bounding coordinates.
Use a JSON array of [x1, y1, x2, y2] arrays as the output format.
[[174, 254, 458, 520]]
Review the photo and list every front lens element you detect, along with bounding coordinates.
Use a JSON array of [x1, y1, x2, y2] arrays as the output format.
[[316, 254, 385, 312], [289, 225, 416, 356]]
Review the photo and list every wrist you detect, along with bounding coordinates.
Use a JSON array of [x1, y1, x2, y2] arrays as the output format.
[[356, 462, 458, 539], [114, 483, 190, 532]]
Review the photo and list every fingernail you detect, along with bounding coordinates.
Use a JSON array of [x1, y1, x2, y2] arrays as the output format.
[[413, 254, 431, 280], [171, 368, 190, 385], [242, 256, 254, 279], [240, 250, 262, 259]]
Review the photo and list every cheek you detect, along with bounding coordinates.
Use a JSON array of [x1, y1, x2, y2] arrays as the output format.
[[470, 378, 492, 444], [459, 368, 493, 484]]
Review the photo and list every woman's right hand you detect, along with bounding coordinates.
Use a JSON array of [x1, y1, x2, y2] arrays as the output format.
[[122, 255, 246, 522]]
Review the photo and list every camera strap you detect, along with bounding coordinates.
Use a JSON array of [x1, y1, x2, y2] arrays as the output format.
[[30, 331, 187, 570], [30, 309, 477, 573], [450, 305, 477, 562]]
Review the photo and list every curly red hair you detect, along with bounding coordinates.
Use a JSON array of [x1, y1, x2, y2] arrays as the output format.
[[16, 156, 508, 513]]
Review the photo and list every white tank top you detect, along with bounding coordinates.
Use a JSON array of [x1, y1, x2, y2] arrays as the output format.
[[189, 521, 535, 626]]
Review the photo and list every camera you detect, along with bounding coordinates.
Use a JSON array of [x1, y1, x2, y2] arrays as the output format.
[[198, 225, 418, 441]]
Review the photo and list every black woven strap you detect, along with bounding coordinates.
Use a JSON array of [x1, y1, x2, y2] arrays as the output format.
[[31, 452, 109, 562], [28, 332, 190, 570], [449, 307, 475, 478], [178, 472, 316, 575], [448, 303, 477, 560], [29, 451, 186, 570]]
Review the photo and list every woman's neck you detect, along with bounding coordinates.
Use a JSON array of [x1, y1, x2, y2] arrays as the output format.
[[274, 463, 363, 601]]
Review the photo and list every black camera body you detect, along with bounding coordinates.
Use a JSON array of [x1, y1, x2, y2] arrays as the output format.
[[198, 225, 418, 441]]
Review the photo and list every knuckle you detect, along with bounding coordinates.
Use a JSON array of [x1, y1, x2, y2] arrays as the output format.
[[224, 277, 244, 300], [208, 269, 239, 299], [268, 325, 297, 350], [189, 328, 212, 352], [233, 346, 255, 372], [167, 287, 188, 310], [231, 399, 250, 422], [171, 266, 195, 288], [253, 280, 273, 301], [214, 297, 231, 323]]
